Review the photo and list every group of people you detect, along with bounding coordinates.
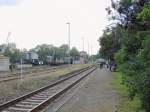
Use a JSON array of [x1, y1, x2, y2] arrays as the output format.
[[98, 60, 117, 72]]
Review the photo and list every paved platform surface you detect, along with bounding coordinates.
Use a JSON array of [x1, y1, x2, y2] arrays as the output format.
[[54, 68, 118, 112]]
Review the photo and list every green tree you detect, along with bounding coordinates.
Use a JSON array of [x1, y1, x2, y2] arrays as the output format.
[[99, 0, 150, 111], [60, 44, 69, 57], [70, 47, 79, 60], [32, 44, 70, 62], [99, 27, 121, 60], [32, 44, 54, 61], [4, 49, 22, 63]]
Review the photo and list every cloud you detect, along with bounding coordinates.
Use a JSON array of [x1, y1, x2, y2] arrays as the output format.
[[0, 0, 21, 6]]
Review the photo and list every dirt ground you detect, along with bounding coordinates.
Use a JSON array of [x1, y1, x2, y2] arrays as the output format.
[[56, 68, 119, 112]]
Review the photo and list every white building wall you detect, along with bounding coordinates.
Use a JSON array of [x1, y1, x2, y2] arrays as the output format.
[[0, 56, 9, 71], [30, 53, 38, 60]]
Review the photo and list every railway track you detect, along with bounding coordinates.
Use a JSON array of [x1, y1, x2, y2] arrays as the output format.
[[0, 65, 68, 78], [0, 65, 69, 83], [0, 65, 96, 112]]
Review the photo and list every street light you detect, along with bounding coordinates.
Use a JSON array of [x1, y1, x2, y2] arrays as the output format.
[[20, 49, 23, 80], [82, 37, 84, 52], [66, 22, 70, 64], [87, 41, 90, 56], [91, 45, 93, 63]]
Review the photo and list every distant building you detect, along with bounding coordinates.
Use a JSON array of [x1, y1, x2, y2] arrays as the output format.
[[79, 51, 88, 64], [0, 56, 10, 71], [0, 45, 5, 54], [25, 52, 39, 60], [24, 52, 40, 65]]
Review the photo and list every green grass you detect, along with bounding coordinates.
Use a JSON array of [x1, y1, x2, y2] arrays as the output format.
[[112, 72, 144, 112]]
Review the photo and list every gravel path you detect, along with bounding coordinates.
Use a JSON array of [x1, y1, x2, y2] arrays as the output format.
[[56, 68, 119, 112]]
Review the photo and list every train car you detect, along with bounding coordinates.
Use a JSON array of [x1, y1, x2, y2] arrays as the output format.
[[46, 56, 65, 65]]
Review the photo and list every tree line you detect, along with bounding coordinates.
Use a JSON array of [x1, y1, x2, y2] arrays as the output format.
[[0, 43, 80, 63], [99, 0, 150, 111]]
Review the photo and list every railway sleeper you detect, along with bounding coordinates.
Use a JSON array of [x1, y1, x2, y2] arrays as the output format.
[[14, 104, 34, 109], [25, 99, 43, 103], [29, 97, 47, 101], [19, 102, 39, 106], [33, 95, 48, 99], [8, 106, 31, 112]]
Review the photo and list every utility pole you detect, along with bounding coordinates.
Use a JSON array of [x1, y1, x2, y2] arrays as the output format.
[[88, 41, 89, 56], [20, 49, 23, 80], [66, 22, 70, 65], [6, 32, 11, 50], [87, 41, 90, 63], [52, 47, 55, 64], [82, 37, 84, 51], [91, 45, 93, 63]]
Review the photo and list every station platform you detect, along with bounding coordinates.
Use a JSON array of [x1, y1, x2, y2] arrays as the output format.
[[44, 68, 118, 112]]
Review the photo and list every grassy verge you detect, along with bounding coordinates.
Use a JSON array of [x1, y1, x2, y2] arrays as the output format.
[[112, 72, 144, 112]]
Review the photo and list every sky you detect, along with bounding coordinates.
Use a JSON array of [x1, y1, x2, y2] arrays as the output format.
[[0, 0, 111, 55]]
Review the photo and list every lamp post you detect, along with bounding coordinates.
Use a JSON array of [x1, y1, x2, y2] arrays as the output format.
[[66, 22, 70, 65], [87, 40, 89, 56], [20, 49, 23, 80], [91, 45, 93, 63], [82, 37, 84, 52]]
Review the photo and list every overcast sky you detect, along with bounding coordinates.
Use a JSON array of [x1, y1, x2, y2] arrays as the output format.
[[0, 0, 111, 54]]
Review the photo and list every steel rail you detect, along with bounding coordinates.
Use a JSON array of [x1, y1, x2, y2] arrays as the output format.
[[0, 65, 95, 112], [0, 65, 74, 83]]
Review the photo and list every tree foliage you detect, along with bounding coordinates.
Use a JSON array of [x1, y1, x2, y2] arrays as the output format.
[[31, 44, 80, 62], [1, 43, 22, 63], [70, 47, 79, 59], [99, 0, 150, 111], [99, 27, 121, 60]]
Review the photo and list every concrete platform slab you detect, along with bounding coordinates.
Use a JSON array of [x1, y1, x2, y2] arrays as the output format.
[[45, 68, 118, 112]]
